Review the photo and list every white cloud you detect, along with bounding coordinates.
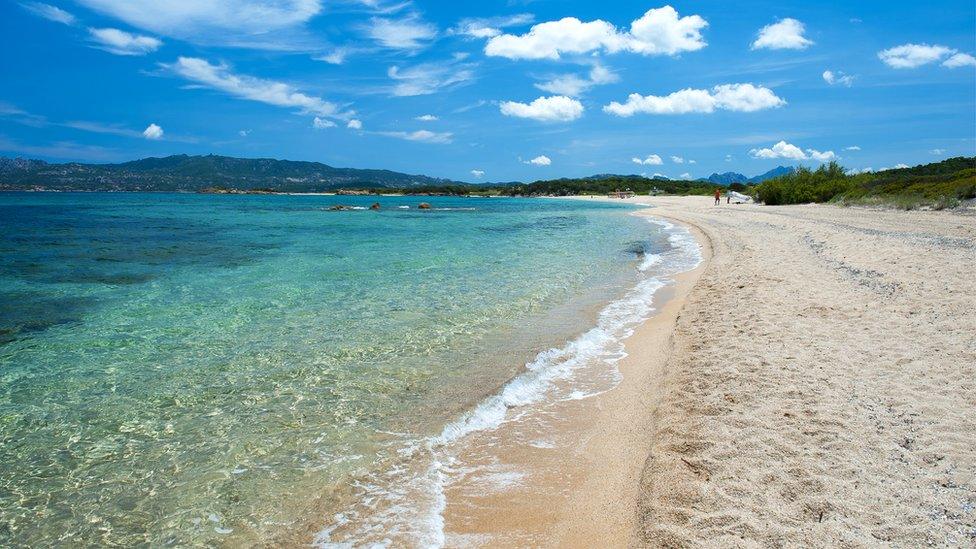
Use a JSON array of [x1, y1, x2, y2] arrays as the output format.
[[377, 129, 452, 143], [604, 83, 785, 116], [844, 145, 861, 151], [315, 48, 348, 65], [365, 14, 437, 50], [930, 148, 945, 155], [679, 172, 692, 180], [822, 70, 854, 86], [689, 159, 697, 164], [943, 52, 976, 68], [632, 154, 663, 165], [312, 116, 335, 129], [415, 114, 438, 121], [725, 154, 733, 162], [21, 2, 76, 25], [387, 60, 474, 96], [163, 57, 343, 119], [238, 129, 250, 137], [470, 169, 485, 178], [500, 95, 584, 122], [752, 18, 813, 50], [451, 14, 533, 39], [878, 43, 955, 68], [892, 163, 909, 169], [535, 64, 618, 97], [88, 27, 162, 55], [485, 6, 707, 60], [76, 0, 322, 49], [671, 155, 685, 164], [142, 123, 163, 140], [749, 140, 836, 162], [525, 155, 551, 166], [347, 119, 363, 130]]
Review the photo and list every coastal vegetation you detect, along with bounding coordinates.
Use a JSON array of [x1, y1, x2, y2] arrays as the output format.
[[755, 157, 975, 209]]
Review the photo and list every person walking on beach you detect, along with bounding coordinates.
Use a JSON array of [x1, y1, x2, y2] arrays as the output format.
[[714, 189, 721, 205]]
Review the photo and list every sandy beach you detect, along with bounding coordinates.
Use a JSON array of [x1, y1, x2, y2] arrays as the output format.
[[445, 195, 975, 547]]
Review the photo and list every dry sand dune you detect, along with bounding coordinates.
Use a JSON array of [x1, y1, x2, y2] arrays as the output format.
[[630, 196, 976, 547]]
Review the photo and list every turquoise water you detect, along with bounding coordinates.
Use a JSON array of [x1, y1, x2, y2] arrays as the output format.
[[0, 192, 674, 546]]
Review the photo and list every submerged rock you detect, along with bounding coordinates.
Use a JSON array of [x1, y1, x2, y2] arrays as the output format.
[[328, 205, 351, 211]]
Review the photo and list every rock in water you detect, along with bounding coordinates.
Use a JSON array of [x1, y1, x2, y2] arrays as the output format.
[[418, 202, 431, 210], [370, 202, 381, 210]]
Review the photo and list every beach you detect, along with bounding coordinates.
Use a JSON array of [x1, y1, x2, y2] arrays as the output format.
[[535, 195, 975, 546]]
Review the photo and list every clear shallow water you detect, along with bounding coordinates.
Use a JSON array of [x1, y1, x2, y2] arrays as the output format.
[[0, 192, 676, 546]]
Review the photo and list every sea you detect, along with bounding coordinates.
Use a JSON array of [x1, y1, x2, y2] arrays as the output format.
[[0, 192, 700, 546]]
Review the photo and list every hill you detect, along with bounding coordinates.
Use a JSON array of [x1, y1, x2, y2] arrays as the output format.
[[0, 154, 457, 192]]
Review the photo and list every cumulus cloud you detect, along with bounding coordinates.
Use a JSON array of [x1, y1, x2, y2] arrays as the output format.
[[751, 18, 813, 50], [671, 155, 685, 164], [930, 148, 946, 155], [451, 14, 533, 39], [943, 52, 976, 68], [878, 43, 955, 68], [88, 27, 162, 55], [525, 155, 552, 166], [387, 60, 475, 96], [312, 116, 335, 129], [163, 57, 343, 119], [632, 154, 663, 165], [142, 123, 163, 140], [679, 172, 692, 180], [749, 140, 836, 162], [415, 114, 438, 121], [377, 129, 452, 143], [76, 0, 323, 49], [470, 169, 485, 178], [500, 95, 584, 122], [21, 2, 76, 25], [535, 64, 618, 97], [844, 145, 861, 151], [604, 83, 785, 116], [347, 119, 363, 130], [238, 129, 250, 137], [485, 6, 707, 60], [823, 70, 854, 86], [365, 14, 437, 50]]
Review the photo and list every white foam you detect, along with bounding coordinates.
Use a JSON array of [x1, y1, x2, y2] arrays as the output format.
[[315, 215, 702, 548]]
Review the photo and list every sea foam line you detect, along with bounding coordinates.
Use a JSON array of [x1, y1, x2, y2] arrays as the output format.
[[315, 216, 702, 547]]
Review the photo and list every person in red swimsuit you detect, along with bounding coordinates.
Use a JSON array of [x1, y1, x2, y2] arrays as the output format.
[[714, 188, 721, 205]]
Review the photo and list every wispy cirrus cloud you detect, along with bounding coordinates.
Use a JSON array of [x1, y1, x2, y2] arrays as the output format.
[[20, 2, 76, 25], [535, 64, 618, 97], [387, 58, 475, 96], [75, 0, 325, 50], [364, 13, 437, 51], [162, 57, 350, 121], [375, 129, 452, 143], [450, 13, 533, 39], [88, 27, 162, 55]]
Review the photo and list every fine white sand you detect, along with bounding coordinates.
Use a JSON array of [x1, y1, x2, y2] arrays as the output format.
[[604, 196, 976, 547]]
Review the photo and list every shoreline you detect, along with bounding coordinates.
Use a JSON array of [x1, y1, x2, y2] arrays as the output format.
[[306, 204, 708, 546]]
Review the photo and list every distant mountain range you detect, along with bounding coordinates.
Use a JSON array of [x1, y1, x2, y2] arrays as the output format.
[[0, 154, 457, 192], [0, 154, 797, 192], [701, 166, 796, 185]]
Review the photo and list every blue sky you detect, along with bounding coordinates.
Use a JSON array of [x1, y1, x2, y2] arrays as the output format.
[[1, 0, 974, 182]]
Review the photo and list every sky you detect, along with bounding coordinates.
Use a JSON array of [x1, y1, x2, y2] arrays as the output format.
[[1, 0, 974, 182]]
